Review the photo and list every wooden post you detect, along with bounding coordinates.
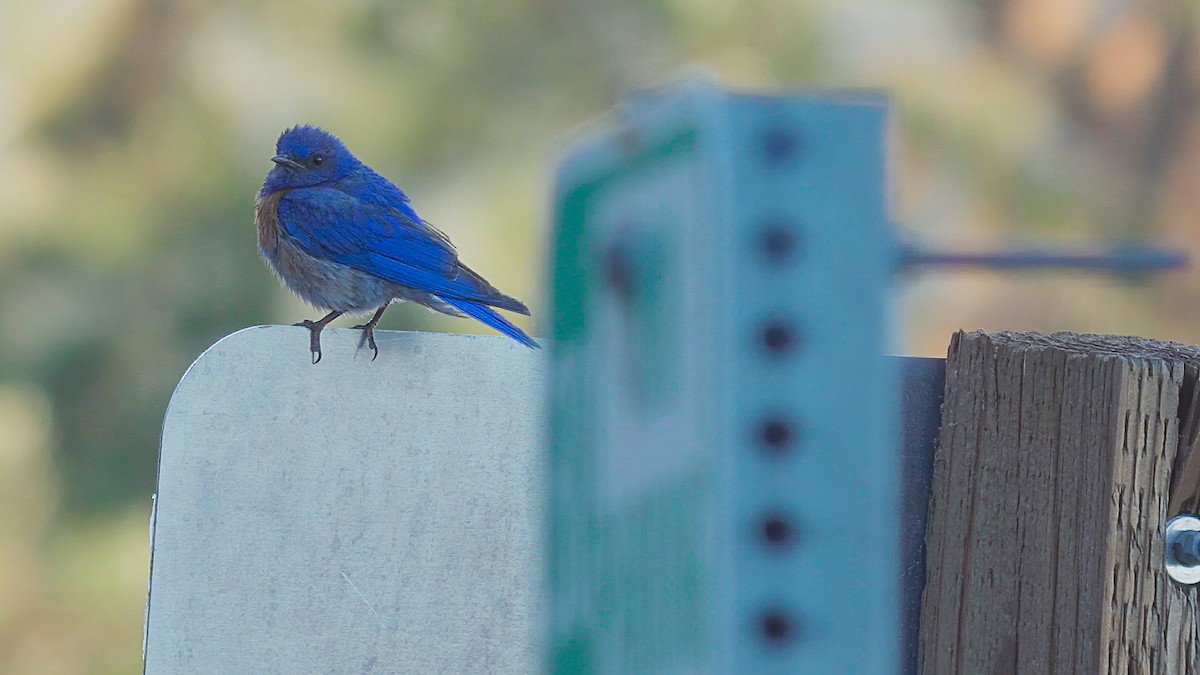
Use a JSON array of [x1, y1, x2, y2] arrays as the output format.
[[920, 330, 1200, 674]]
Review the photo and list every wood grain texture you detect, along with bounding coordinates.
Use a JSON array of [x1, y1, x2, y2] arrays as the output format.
[[920, 330, 1200, 675], [145, 326, 544, 675]]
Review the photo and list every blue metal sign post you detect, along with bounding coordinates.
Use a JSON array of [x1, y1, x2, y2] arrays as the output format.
[[548, 82, 901, 673]]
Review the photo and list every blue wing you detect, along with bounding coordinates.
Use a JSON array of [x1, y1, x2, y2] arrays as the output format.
[[278, 186, 456, 274], [276, 186, 526, 312]]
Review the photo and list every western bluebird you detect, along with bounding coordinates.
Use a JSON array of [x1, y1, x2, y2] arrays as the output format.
[[255, 125, 539, 363]]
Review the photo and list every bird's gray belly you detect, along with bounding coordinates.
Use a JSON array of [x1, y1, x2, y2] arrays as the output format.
[[260, 234, 465, 317], [260, 236, 394, 314]]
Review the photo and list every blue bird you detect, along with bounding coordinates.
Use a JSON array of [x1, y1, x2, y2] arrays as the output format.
[[255, 125, 539, 363]]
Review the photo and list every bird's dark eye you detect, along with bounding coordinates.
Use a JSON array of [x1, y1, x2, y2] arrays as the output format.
[[312, 154, 325, 167]]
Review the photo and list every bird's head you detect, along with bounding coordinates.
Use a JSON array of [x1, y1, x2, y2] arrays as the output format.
[[261, 125, 358, 192]]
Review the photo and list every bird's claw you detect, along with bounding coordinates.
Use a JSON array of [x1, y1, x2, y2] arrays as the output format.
[[294, 319, 324, 364], [352, 323, 379, 361]]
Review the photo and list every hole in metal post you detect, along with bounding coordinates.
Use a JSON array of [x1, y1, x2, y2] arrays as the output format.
[[760, 320, 796, 355], [760, 514, 795, 546], [762, 128, 799, 164], [759, 221, 798, 264], [759, 418, 794, 451], [759, 610, 796, 645]]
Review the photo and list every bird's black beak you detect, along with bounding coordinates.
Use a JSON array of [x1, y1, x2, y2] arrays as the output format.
[[271, 154, 304, 170]]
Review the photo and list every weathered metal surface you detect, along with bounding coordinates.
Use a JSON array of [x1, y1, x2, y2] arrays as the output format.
[[145, 326, 544, 675]]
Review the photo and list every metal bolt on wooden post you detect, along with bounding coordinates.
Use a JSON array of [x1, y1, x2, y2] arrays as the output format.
[[920, 330, 1200, 674]]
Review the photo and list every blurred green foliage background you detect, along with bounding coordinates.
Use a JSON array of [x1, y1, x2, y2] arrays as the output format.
[[3, 0, 1200, 672]]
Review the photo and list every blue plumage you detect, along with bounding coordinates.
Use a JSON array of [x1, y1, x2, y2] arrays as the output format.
[[255, 125, 538, 362]]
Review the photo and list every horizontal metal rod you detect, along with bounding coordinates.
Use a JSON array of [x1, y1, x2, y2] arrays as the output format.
[[901, 246, 1188, 274]]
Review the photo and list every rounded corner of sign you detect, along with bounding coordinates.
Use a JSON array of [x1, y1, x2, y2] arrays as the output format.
[[164, 326, 274, 409]]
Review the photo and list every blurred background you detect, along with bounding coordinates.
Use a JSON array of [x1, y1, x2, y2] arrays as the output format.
[[2, 0, 1199, 672]]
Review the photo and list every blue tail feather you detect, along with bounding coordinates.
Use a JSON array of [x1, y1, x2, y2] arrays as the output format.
[[440, 296, 541, 349]]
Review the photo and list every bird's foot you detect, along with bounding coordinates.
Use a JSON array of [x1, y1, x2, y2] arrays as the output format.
[[294, 320, 326, 364], [293, 310, 344, 364], [352, 322, 379, 361], [351, 305, 388, 362]]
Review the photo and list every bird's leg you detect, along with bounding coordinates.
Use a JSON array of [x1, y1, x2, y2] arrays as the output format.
[[294, 310, 344, 364], [352, 305, 389, 361]]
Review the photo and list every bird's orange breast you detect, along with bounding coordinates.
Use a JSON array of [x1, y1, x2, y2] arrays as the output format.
[[254, 190, 287, 252]]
